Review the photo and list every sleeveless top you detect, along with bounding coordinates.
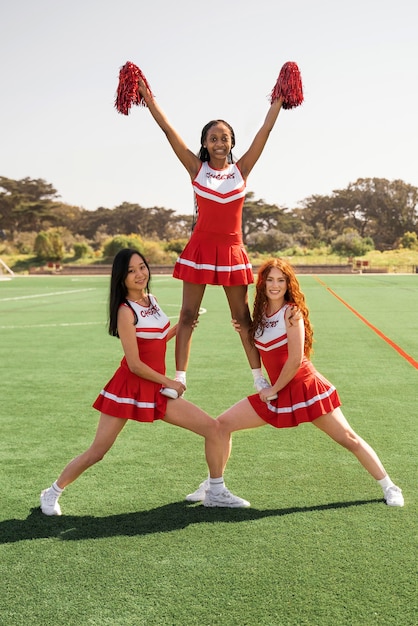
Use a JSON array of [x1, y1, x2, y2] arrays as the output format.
[[92, 294, 170, 422], [172, 162, 253, 286], [248, 303, 341, 428], [192, 162, 246, 236]]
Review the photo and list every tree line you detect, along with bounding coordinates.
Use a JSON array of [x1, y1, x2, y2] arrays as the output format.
[[1, 175, 417, 260]]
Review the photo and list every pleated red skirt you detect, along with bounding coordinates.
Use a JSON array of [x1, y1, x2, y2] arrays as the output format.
[[173, 230, 253, 286], [248, 362, 341, 429]]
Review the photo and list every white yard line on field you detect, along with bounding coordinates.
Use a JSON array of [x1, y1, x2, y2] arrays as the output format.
[[0, 321, 104, 329], [0, 288, 97, 302], [0, 315, 186, 330]]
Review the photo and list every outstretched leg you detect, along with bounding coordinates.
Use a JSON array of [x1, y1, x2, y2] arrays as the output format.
[[185, 398, 266, 502], [313, 407, 387, 479], [313, 407, 404, 505], [55, 413, 128, 488], [217, 398, 267, 471], [166, 397, 251, 507], [164, 398, 223, 478], [40, 413, 127, 515]]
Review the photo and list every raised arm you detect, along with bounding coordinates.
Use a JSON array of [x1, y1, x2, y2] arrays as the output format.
[[138, 79, 201, 180], [237, 97, 283, 180], [238, 61, 303, 179]]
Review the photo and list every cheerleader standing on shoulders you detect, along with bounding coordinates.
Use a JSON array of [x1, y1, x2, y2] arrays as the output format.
[[136, 78, 285, 395], [40, 249, 250, 515], [186, 258, 404, 507]]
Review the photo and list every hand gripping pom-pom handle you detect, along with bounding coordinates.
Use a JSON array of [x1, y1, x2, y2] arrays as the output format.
[[115, 62, 154, 115], [270, 61, 304, 109]]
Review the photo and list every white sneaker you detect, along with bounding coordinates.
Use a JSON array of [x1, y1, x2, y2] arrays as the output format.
[[203, 488, 250, 508], [40, 487, 62, 516], [185, 479, 209, 502], [254, 375, 278, 400], [384, 485, 404, 507], [160, 387, 178, 399]]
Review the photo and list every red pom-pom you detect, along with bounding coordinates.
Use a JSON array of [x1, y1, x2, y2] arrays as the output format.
[[115, 62, 154, 115], [270, 62, 304, 109]]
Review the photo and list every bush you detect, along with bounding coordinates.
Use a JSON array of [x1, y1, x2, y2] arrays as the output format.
[[73, 242, 94, 259], [280, 245, 308, 257], [247, 230, 295, 253], [102, 234, 145, 259], [331, 230, 374, 257], [398, 231, 418, 250], [34, 229, 64, 261], [141, 240, 174, 264], [164, 239, 188, 254], [101, 234, 178, 264]]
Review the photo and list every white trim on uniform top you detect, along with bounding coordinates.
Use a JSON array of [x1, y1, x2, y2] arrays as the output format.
[[135, 330, 170, 340], [193, 188, 246, 204], [256, 337, 288, 352]]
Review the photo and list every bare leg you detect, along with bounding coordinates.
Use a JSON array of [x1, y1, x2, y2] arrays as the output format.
[[172, 398, 258, 507], [313, 408, 387, 480], [217, 398, 267, 472], [175, 282, 206, 372], [56, 413, 127, 488], [218, 403, 388, 480], [163, 398, 223, 478], [224, 285, 261, 369]]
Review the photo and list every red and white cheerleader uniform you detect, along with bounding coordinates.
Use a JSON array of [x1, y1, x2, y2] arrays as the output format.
[[92, 296, 170, 422], [248, 303, 341, 428], [173, 162, 253, 286]]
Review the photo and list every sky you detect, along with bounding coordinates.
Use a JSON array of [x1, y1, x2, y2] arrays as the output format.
[[1, 0, 417, 216]]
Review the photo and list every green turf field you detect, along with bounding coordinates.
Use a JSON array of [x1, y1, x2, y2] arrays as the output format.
[[0, 273, 417, 625]]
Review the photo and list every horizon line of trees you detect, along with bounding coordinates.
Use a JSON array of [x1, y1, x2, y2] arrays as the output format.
[[1, 175, 417, 262]]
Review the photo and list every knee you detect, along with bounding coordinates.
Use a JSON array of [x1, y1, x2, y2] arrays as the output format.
[[233, 309, 251, 329], [179, 307, 199, 326], [210, 419, 222, 439], [86, 447, 107, 466], [338, 431, 360, 452], [217, 416, 232, 439]]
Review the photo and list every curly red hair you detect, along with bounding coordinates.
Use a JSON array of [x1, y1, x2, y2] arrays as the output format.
[[250, 258, 314, 358]]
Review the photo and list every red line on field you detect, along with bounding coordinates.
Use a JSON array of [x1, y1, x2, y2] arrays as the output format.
[[314, 277, 418, 370]]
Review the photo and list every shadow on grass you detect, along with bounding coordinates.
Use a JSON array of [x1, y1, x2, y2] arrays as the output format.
[[0, 498, 382, 544]]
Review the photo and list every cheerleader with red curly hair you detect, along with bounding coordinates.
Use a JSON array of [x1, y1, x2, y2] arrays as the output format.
[[186, 258, 404, 508]]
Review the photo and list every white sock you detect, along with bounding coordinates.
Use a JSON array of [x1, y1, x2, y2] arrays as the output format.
[[209, 477, 225, 495], [52, 481, 63, 494], [251, 368, 263, 381], [175, 370, 186, 385], [377, 475, 394, 491]]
